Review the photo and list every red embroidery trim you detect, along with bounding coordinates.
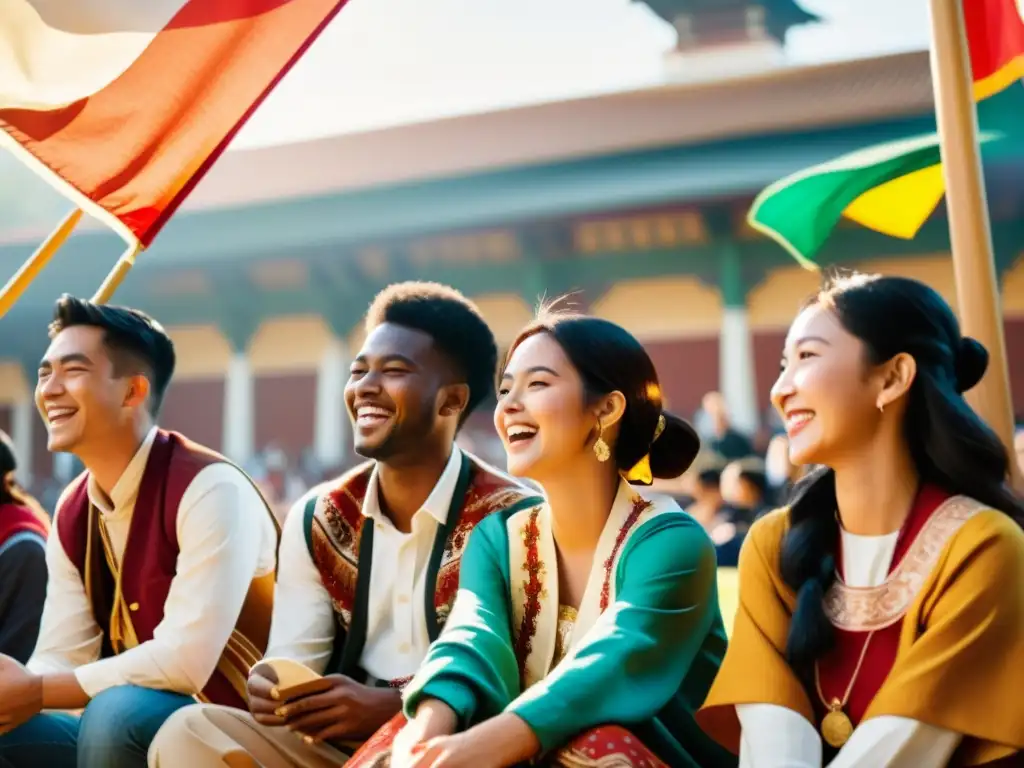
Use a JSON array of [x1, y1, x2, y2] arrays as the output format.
[[388, 675, 413, 690], [600, 497, 651, 612], [515, 496, 652, 685], [514, 507, 544, 685]]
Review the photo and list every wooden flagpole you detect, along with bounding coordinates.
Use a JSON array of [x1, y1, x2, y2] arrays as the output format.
[[929, 0, 1023, 489], [0, 209, 83, 319], [92, 242, 142, 305]]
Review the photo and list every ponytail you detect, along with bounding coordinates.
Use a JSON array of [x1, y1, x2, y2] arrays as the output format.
[[778, 466, 838, 679]]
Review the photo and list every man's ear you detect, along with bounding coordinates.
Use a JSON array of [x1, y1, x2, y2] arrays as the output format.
[[439, 382, 470, 420], [123, 374, 151, 411]]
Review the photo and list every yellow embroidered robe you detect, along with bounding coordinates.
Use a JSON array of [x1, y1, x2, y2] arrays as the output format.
[[698, 499, 1024, 765]]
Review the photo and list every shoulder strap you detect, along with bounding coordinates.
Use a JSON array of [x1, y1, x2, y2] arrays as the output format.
[[161, 430, 282, 539], [303, 463, 376, 561], [303, 494, 318, 561]]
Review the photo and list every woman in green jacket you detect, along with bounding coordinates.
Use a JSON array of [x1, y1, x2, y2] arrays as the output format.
[[354, 308, 735, 768]]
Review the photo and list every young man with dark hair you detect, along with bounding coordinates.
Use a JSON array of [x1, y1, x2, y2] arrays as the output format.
[[151, 281, 541, 766], [0, 296, 279, 768]]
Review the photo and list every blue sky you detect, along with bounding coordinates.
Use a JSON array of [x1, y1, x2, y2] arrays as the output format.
[[231, 0, 931, 148]]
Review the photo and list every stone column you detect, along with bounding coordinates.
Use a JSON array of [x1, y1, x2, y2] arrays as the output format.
[[718, 244, 759, 435], [314, 339, 348, 469], [10, 398, 34, 487], [222, 352, 254, 465]]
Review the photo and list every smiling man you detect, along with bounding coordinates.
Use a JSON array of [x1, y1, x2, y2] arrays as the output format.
[[0, 296, 279, 768], [150, 281, 542, 767]]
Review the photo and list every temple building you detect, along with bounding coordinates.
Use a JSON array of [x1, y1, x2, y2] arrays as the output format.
[[0, 1, 1021, 494]]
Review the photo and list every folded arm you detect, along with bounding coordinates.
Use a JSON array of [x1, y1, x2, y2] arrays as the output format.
[[27, 518, 104, 680], [25, 510, 105, 710]]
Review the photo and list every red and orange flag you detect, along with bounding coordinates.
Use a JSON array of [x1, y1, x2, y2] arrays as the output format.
[[967, 0, 1024, 100], [0, 1, 351, 250]]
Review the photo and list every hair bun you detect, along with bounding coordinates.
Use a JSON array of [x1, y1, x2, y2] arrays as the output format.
[[955, 336, 988, 393], [648, 412, 701, 481]]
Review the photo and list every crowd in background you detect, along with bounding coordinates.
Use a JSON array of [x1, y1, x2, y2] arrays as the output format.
[[18, 386, 1024, 560], [198, 387, 806, 562], [231, 387, 799, 544], [649, 391, 804, 567]]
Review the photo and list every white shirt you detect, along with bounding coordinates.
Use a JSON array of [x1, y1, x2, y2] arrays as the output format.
[[28, 428, 278, 698], [737, 528, 961, 767], [266, 447, 463, 682]]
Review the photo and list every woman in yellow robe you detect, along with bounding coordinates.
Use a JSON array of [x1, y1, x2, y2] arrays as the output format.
[[697, 272, 1024, 767]]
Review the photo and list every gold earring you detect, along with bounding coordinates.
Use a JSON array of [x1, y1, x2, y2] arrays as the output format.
[[593, 421, 611, 463]]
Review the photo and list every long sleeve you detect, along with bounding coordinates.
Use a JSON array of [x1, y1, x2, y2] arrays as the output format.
[[263, 492, 336, 673], [74, 464, 271, 697], [736, 705, 960, 768], [402, 514, 520, 726], [0, 533, 48, 664], [829, 717, 960, 767], [507, 514, 719, 754], [737, 704, 820, 768], [27, 509, 105, 676]]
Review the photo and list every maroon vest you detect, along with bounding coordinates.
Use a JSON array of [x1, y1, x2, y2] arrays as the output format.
[[57, 429, 271, 708]]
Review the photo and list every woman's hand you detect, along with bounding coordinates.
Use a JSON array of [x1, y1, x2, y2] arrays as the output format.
[[403, 731, 489, 768], [390, 699, 458, 767], [401, 713, 539, 768]]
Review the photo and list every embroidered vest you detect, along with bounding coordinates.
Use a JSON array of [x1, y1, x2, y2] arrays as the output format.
[[304, 451, 541, 684], [56, 430, 279, 709]]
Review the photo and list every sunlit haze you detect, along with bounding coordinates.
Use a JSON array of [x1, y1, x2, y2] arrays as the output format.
[[0, 0, 930, 234], [229, 0, 930, 149]]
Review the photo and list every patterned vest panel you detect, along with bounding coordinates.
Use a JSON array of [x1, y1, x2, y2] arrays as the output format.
[[308, 455, 540, 643]]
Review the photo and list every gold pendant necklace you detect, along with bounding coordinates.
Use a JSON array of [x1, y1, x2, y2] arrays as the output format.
[[820, 698, 855, 748], [818, 500, 915, 748], [814, 630, 875, 748]]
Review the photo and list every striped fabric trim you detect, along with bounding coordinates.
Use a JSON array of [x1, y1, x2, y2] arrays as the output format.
[[0, 530, 46, 558]]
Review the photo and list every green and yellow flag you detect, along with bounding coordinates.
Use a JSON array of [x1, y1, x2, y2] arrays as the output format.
[[750, 0, 1024, 269], [747, 131, 1006, 270]]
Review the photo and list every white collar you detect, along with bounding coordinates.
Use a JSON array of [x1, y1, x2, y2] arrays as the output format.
[[362, 446, 463, 527], [87, 427, 159, 515]]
